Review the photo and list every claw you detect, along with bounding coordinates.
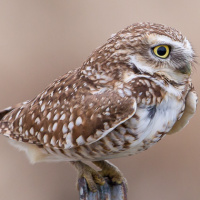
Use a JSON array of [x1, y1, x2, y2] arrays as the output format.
[[71, 161, 105, 193], [93, 160, 128, 190]]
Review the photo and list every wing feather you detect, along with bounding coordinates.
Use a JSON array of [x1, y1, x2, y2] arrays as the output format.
[[0, 72, 137, 149]]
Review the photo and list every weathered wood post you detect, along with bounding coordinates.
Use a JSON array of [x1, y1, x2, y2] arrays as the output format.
[[78, 177, 128, 200]]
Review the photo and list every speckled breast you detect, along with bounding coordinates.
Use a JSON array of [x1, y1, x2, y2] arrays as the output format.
[[54, 94, 185, 161]]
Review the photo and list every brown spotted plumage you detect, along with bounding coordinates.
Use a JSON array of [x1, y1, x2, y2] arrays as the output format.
[[0, 22, 198, 192]]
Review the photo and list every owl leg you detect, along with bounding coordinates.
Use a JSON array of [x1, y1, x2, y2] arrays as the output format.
[[70, 161, 105, 192], [93, 160, 127, 188]]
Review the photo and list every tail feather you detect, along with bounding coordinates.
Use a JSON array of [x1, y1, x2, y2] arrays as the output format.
[[0, 107, 15, 120], [0, 100, 30, 120], [0, 100, 30, 136], [0, 121, 11, 136]]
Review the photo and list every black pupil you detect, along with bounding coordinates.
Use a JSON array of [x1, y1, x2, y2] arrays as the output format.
[[157, 46, 167, 56]]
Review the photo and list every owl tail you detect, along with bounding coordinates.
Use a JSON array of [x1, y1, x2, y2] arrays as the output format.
[[0, 100, 30, 121], [0, 107, 14, 135], [0, 100, 30, 136], [0, 107, 15, 120], [0, 121, 11, 136]]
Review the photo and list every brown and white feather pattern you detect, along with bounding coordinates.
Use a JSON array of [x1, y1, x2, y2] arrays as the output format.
[[0, 22, 197, 163]]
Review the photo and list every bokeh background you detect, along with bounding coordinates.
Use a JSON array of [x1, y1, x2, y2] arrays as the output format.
[[0, 0, 199, 199]]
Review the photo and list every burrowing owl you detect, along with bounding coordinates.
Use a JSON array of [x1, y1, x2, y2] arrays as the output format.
[[0, 22, 197, 192]]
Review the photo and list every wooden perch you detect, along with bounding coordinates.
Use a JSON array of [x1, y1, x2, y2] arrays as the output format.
[[78, 177, 128, 200]]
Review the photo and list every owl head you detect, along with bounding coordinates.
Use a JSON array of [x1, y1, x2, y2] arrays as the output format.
[[126, 22, 194, 83], [83, 22, 194, 86]]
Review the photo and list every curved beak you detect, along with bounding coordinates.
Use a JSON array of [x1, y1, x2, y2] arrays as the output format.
[[179, 64, 191, 75]]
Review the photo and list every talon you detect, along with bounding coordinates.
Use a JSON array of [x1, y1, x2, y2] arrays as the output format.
[[111, 176, 123, 184], [93, 160, 127, 187], [93, 173, 106, 186], [71, 161, 105, 193]]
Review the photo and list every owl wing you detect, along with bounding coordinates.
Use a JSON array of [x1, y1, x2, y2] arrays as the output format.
[[0, 80, 137, 149]]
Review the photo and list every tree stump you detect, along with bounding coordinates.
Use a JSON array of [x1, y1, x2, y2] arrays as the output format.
[[78, 177, 128, 200]]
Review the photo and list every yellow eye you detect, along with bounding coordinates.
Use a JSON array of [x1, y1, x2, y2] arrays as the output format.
[[153, 45, 170, 59]]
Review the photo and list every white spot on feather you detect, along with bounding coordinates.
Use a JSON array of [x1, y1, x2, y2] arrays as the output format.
[[53, 114, 59, 121], [124, 88, 132, 96], [68, 122, 74, 130], [60, 114, 66, 120], [19, 117, 23, 126], [25, 130, 29, 136], [30, 127, 34, 135], [52, 122, 58, 132], [87, 135, 95, 143], [35, 117, 40, 124], [64, 132, 73, 148], [43, 134, 48, 143], [15, 110, 21, 119], [118, 89, 125, 98], [37, 133, 41, 140], [62, 124, 68, 133], [47, 112, 51, 120], [41, 104, 45, 112], [75, 117, 82, 126], [50, 136, 56, 146], [76, 135, 85, 145], [19, 126, 22, 133], [65, 86, 68, 91]]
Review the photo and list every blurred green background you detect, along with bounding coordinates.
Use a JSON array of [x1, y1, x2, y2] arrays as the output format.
[[0, 0, 199, 199]]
